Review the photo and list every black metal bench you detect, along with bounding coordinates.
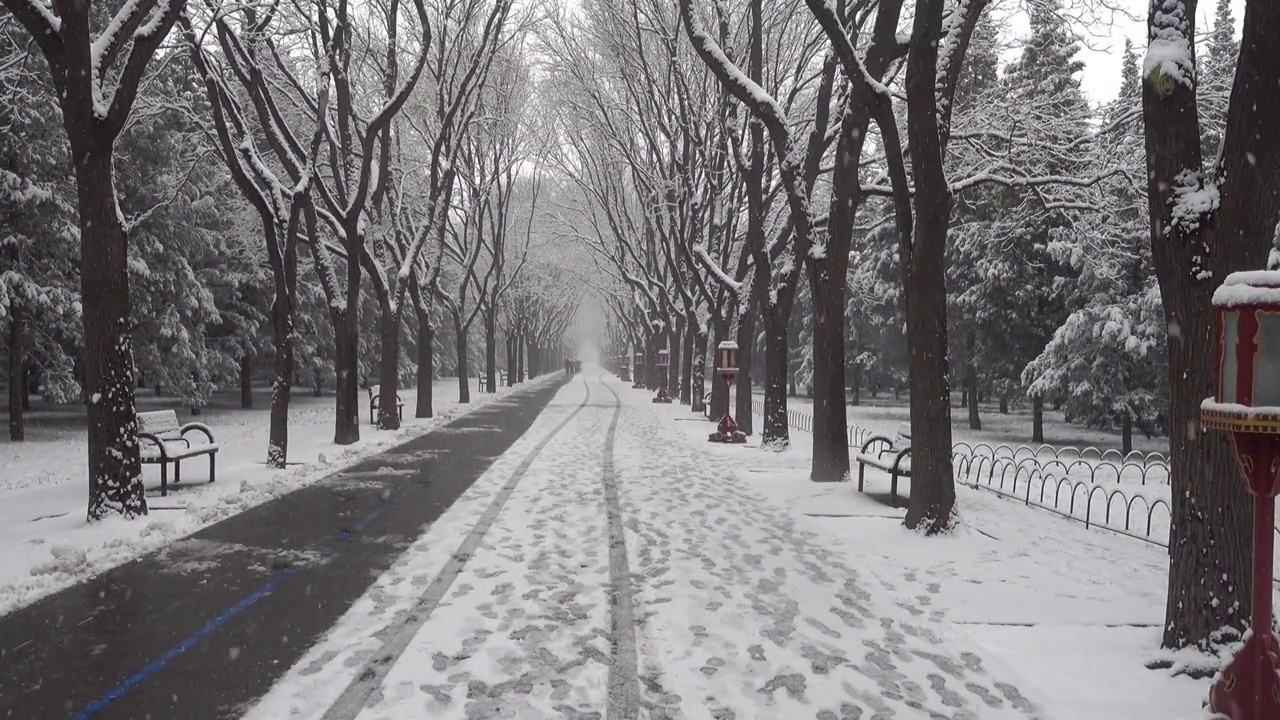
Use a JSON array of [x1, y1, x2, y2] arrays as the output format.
[[855, 422, 912, 505], [478, 370, 507, 393], [367, 384, 404, 425], [137, 410, 219, 496]]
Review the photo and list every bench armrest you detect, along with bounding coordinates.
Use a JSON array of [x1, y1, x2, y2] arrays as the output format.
[[179, 423, 216, 444], [139, 432, 170, 459], [890, 447, 912, 472], [859, 435, 892, 454]]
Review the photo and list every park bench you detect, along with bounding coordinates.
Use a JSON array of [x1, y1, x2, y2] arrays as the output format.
[[855, 421, 912, 506], [137, 410, 219, 497], [367, 385, 404, 425], [478, 370, 507, 393]]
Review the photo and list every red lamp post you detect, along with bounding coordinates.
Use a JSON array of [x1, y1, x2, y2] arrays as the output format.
[[653, 349, 673, 404], [708, 340, 746, 444], [1202, 270, 1280, 720], [631, 350, 645, 389]]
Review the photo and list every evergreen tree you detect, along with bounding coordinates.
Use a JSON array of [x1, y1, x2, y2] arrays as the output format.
[[953, 0, 1090, 439], [1022, 35, 1166, 453]]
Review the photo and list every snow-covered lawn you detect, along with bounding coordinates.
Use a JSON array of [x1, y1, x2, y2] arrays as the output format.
[[248, 371, 1217, 720], [0, 377, 521, 617], [675, 390, 1214, 720]]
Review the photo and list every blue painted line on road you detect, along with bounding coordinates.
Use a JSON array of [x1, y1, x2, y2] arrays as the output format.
[[72, 569, 296, 719], [72, 483, 409, 717]]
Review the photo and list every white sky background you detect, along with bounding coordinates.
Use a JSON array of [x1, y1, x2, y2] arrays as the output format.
[[999, 0, 1246, 106]]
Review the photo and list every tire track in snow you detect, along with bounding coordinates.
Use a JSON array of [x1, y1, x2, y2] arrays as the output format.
[[320, 375, 593, 720], [598, 379, 639, 720]]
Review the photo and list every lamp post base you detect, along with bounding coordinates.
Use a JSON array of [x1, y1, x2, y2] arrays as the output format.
[[708, 413, 746, 443], [707, 430, 747, 443], [632, 380, 644, 389], [652, 386, 672, 404], [1209, 630, 1280, 720]]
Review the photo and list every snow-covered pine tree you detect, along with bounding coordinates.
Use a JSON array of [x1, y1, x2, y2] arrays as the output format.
[[981, 0, 1090, 443], [1023, 36, 1166, 454], [945, 12, 1001, 430]]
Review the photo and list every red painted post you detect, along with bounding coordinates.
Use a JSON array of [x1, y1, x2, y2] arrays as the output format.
[[708, 341, 745, 444], [1202, 270, 1280, 720]]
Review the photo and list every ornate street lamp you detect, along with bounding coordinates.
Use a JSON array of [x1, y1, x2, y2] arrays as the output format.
[[653, 349, 673, 403], [1201, 269, 1280, 720], [708, 340, 746, 443], [619, 354, 630, 383], [632, 351, 645, 389]]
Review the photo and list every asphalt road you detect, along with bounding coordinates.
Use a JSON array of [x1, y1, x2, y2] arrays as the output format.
[[0, 376, 564, 720]]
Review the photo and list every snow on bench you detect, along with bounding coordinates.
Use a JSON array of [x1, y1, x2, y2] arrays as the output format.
[[137, 410, 219, 497], [855, 422, 912, 506]]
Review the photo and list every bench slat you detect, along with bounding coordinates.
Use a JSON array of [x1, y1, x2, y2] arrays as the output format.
[[137, 410, 180, 435]]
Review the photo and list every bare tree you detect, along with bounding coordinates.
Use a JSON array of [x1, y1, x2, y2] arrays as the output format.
[[181, 3, 331, 466], [2, 0, 191, 518]]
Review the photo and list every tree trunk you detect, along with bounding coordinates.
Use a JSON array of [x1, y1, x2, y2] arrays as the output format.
[[735, 309, 755, 435], [668, 326, 681, 398], [999, 395, 1008, 414], [1140, 0, 1280, 650], [901, 0, 955, 532], [483, 310, 497, 393], [1121, 411, 1133, 456], [8, 297, 24, 442], [680, 318, 694, 405], [808, 268, 849, 481], [506, 336, 516, 387], [377, 304, 403, 430], [1031, 396, 1044, 443], [414, 309, 434, 418], [966, 331, 981, 431], [77, 149, 145, 520], [333, 306, 361, 445], [850, 364, 861, 407], [760, 310, 790, 450], [517, 333, 525, 383], [691, 326, 707, 414], [240, 353, 253, 409], [645, 334, 658, 391], [267, 246, 297, 467], [709, 322, 728, 419], [454, 312, 470, 403]]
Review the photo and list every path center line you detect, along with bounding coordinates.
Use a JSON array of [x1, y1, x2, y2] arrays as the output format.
[[599, 378, 639, 720]]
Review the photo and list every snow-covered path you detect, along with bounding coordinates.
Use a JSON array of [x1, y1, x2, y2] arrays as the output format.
[[251, 371, 1041, 720]]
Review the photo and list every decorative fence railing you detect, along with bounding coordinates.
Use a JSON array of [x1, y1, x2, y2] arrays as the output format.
[[951, 448, 1172, 546], [745, 400, 1186, 546]]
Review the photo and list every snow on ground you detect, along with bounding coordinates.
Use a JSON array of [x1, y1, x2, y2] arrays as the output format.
[[247, 370, 1218, 720], [0, 377, 520, 617], [684, 393, 1212, 719]]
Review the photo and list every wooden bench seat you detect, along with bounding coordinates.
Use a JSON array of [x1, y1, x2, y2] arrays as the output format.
[[137, 410, 219, 497], [855, 422, 912, 505]]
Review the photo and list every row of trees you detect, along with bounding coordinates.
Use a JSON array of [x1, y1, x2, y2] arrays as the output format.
[[0, 0, 582, 516], [584, 0, 1279, 656]]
